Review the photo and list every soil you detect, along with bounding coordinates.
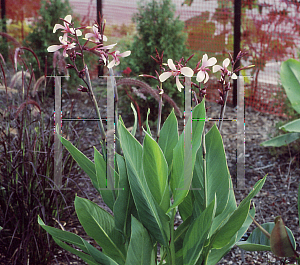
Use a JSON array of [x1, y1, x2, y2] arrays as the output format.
[[24, 82, 300, 264]]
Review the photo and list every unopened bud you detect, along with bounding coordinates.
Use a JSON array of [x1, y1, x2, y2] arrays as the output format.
[[78, 85, 88, 92], [78, 70, 85, 78], [66, 64, 74, 69]]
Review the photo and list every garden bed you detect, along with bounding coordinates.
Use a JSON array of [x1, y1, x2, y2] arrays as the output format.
[[2, 83, 298, 264], [47, 87, 300, 264]]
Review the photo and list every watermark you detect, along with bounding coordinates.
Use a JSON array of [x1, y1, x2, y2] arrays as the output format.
[[53, 74, 247, 191]]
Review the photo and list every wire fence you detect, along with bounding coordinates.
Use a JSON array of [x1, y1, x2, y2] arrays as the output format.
[[69, 0, 300, 116], [46, 1, 300, 116]]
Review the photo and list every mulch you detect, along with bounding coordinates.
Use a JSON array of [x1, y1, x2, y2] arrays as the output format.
[[2, 84, 298, 264]]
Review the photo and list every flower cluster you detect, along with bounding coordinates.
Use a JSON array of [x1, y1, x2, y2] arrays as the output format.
[[157, 52, 249, 106], [47, 15, 131, 68]]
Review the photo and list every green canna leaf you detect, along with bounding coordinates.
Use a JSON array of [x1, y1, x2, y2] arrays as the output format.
[[183, 198, 216, 265], [143, 132, 169, 212], [125, 216, 155, 265], [94, 147, 116, 210], [38, 216, 118, 265], [74, 196, 126, 264], [170, 100, 205, 211], [158, 108, 179, 173], [280, 119, 300, 133], [118, 120, 170, 246], [280, 58, 300, 114]]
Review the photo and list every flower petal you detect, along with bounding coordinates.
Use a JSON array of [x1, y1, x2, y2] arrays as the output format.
[[196, 71, 205, 82], [202, 54, 208, 63], [107, 59, 115, 69], [213, 65, 222, 73], [62, 49, 68, 57], [176, 77, 183, 92], [168, 59, 176, 71], [98, 43, 117, 50], [223, 58, 230, 68], [75, 29, 82, 36], [119, 50, 131, 58], [231, 73, 238, 79], [47, 45, 62, 53], [85, 33, 94, 39], [53, 24, 64, 33], [64, 15, 72, 24], [181, 67, 193, 77], [206, 57, 217, 67], [159, 72, 172, 82], [204, 72, 209, 83]]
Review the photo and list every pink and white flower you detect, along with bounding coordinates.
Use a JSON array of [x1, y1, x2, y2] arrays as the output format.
[[159, 59, 193, 92], [85, 24, 107, 43], [107, 50, 131, 68], [213, 58, 237, 80], [47, 35, 76, 57], [53, 15, 82, 36], [196, 54, 217, 83]]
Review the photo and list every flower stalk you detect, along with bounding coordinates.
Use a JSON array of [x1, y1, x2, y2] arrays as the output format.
[[84, 65, 106, 143]]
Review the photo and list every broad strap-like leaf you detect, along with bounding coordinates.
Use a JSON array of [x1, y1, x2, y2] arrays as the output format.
[[206, 206, 255, 265], [260, 132, 300, 147], [94, 147, 115, 210], [280, 119, 300, 133], [170, 101, 205, 210], [209, 174, 265, 244], [114, 153, 134, 237], [158, 109, 179, 172], [118, 120, 169, 246], [60, 136, 98, 189], [74, 196, 126, 264], [125, 216, 155, 265], [53, 238, 103, 265], [174, 216, 192, 253], [38, 216, 118, 265], [203, 124, 234, 216], [210, 199, 251, 249], [280, 58, 300, 114], [178, 191, 194, 221], [238, 175, 267, 209], [183, 198, 216, 265], [143, 133, 169, 212]]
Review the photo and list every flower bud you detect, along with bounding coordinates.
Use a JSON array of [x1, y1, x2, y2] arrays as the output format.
[[270, 216, 298, 258], [77, 85, 88, 92], [66, 64, 74, 69], [78, 70, 85, 78]]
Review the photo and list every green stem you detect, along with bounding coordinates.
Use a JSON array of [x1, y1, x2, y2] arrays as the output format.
[[84, 65, 106, 145], [108, 68, 121, 154], [156, 83, 163, 142], [217, 90, 228, 134], [166, 208, 176, 265], [202, 124, 207, 208]]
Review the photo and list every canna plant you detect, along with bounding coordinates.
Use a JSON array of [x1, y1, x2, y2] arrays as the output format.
[[39, 15, 267, 264]]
